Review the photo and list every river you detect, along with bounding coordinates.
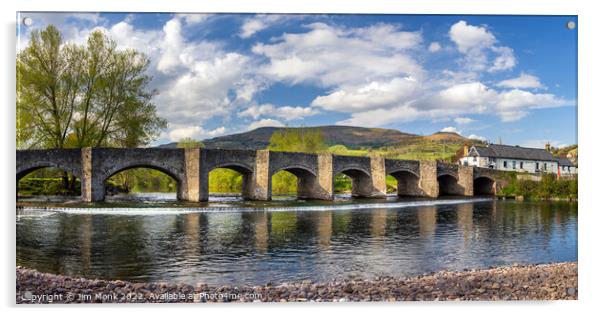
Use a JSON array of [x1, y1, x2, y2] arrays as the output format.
[[16, 194, 577, 287]]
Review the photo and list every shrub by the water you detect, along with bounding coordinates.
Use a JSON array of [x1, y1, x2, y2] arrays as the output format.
[[499, 173, 577, 199]]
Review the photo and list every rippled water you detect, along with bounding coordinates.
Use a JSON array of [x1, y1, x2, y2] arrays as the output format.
[[16, 194, 577, 286]]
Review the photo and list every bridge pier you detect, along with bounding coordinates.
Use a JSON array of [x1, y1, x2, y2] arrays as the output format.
[[245, 150, 270, 201], [297, 153, 333, 200], [419, 160, 439, 198], [367, 156, 387, 198], [458, 165, 474, 196], [81, 148, 93, 202], [180, 148, 200, 202]]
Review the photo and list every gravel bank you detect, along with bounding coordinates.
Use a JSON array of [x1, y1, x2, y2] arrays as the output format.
[[16, 262, 577, 303]]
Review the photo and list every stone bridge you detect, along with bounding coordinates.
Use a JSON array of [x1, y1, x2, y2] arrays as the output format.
[[16, 148, 507, 202]]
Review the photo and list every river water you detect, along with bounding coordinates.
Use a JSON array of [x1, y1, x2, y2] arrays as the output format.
[[16, 194, 577, 286]]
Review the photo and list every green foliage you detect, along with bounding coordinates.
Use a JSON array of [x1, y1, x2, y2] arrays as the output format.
[[328, 145, 368, 156], [499, 173, 577, 199], [334, 174, 352, 193], [377, 140, 463, 162], [269, 127, 327, 153], [271, 171, 298, 195], [177, 138, 204, 149], [18, 178, 81, 196], [208, 169, 242, 193], [107, 168, 177, 193], [386, 175, 398, 193], [17, 25, 166, 149]]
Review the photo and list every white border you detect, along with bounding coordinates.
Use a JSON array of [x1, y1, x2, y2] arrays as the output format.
[[2, 1, 600, 315]]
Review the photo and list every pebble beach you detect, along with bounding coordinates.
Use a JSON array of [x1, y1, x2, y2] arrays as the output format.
[[16, 262, 577, 303]]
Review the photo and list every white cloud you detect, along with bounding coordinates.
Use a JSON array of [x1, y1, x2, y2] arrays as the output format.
[[497, 73, 544, 89], [167, 125, 227, 141], [448, 20, 515, 72], [240, 19, 267, 38], [454, 117, 475, 125], [248, 119, 285, 130], [489, 46, 516, 72], [441, 127, 486, 141], [440, 126, 461, 133], [336, 81, 572, 126], [175, 13, 212, 25], [496, 89, 568, 111], [467, 134, 487, 141], [449, 20, 496, 53], [428, 42, 442, 52], [521, 140, 569, 149], [238, 14, 293, 38], [311, 77, 420, 112], [498, 111, 529, 122], [252, 22, 423, 87], [238, 104, 318, 121]]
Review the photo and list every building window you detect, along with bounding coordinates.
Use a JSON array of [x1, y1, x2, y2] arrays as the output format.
[[562, 165, 566, 171], [473, 156, 477, 162], [520, 162, 523, 169], [536, 162, 540, 171], [512, 161, 516, 169], [544, 163, 547, 171], [503, 161, 507, 168]]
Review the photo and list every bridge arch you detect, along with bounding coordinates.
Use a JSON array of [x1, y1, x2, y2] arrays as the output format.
[[388, 169, 421, 196], [206, 163, 255, 198], [17, 162, 81, 182], [101, 163, 184, 199], [437, 173, 463, 196], [17, 163, 82, 199], [473, 176, 496, 196], [270, 165, 319, 200], [90, 148, 187, 201], [335, 167, 376, 197]]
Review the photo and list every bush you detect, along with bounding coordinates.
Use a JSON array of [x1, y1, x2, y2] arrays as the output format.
[[498, 173, 577, 199]]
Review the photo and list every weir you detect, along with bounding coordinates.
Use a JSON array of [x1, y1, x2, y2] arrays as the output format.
[[16, 148, 506, 202]]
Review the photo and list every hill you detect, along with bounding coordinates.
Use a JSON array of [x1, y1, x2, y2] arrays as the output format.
[[423, 132, 467, 142], [157, 125, 483, 162], [160, 126, 418, 150]]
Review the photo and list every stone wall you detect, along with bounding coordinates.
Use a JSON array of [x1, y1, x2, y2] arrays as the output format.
[[248, 150, 270, 201], [419, 160, 438, 198], [457, 165, 474, 196], [182, 148, 200, 202], [369, 156, 387, 198]]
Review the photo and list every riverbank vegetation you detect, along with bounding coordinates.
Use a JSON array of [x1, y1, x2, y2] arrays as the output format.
[[499, 173, 577, 200]]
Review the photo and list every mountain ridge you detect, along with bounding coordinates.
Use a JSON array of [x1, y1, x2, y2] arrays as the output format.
[[157, 125, 471, 150]]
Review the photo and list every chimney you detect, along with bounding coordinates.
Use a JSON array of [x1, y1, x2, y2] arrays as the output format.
[[545, 142, 551, 152], [463, 143, 469, 156]]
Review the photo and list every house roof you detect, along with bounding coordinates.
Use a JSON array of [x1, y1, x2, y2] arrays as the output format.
[[472, 144, 556, 161], [555, 156, 575, 167]]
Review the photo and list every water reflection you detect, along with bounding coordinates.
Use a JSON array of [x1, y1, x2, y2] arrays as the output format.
[[418, 206, 437, 238], [16, 199, 577, 286]]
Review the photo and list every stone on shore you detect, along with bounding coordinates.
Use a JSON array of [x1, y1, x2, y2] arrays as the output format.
[[16, 262, 577, 303]]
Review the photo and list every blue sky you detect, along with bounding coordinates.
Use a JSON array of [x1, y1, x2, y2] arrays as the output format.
[[17, 13, 577, 148]]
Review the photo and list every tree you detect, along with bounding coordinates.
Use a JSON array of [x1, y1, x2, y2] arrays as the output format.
[[177, 138, 204, 149], [268, 127, 327, 153], [17, 25, 80, 149], [17, 25, 166, 149]]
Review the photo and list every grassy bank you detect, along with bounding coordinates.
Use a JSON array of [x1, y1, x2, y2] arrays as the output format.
[[498, 173, 577, 200]]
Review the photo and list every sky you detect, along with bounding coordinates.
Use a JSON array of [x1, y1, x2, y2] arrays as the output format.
[[16, 12, 577, 148]]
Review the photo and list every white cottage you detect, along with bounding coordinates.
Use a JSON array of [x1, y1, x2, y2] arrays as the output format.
[[459, 144, 561, 174], [555, 156, 578, 176]]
